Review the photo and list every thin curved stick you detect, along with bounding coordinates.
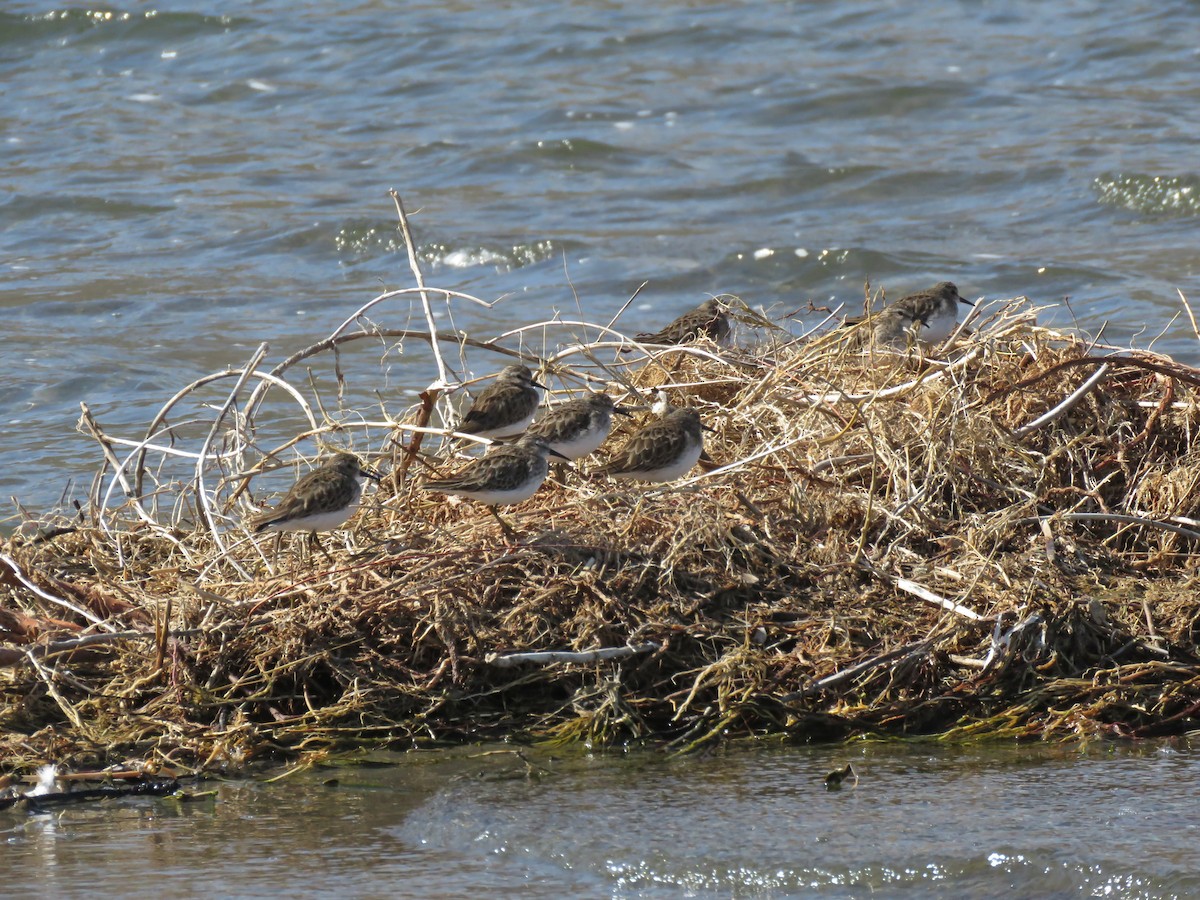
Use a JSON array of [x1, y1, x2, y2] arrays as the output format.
[[0, 553, 117, 632], [985, 352, 1200, 405], [507, 319, 743, 372], [1178, 289, 1200, 346], [664, 433, 813, 489], [261, 328, 535, 392], [485, 643, 660, 668], [99, 449, 198, 565], [389, 191, 450, 390], [136, 369, 318, 500], [239, 286, 495, 421], [106, 434, 229, 460], [194, 344, 269, 571], [332, 286, 498, 336], [1013, 363, 1109, 439], [796, 346, 983, 406], [116, 417, 220, 522], [78, 403, 157, 531], [1028, 512, 1200, 542]]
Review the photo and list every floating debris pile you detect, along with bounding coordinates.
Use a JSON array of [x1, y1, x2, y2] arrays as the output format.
[[4, 261, 1200, 774]]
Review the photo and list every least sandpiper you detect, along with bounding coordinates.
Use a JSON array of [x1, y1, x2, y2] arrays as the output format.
[[525, 392, 631, 462], [595, 406, 709, 483], [422, 433, 565, 534], [620, 298, 731, 352], [251, 452, 380, 536], [853, 306, 925, 349], [453, 364, 544, 441], [844, 281, 972, 346]]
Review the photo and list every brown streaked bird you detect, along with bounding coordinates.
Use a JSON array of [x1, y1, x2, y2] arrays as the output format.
[[251, 452, 381, 537], [421, 433, 566, 534], [453, 364, 544, 441], [526, 392, 631, 462], [843, 281, 972, 346], [620, 298, 731, 352], [848, 305, 925, 349], [595, 406, 710, 483]]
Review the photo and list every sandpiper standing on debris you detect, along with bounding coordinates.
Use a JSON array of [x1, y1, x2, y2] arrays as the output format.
[[621, 298, 731, 352], [844, 281, 973, 346], [251, 452, 381, 540], [859, 306, 925, 348], [596, 404, 710, 483], [526, 392, 630, 462], [421, 433, 565, 534], [453, 364, 544, 441]]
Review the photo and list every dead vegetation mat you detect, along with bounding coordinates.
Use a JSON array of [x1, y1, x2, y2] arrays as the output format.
[[4, 293, 1200, 775]]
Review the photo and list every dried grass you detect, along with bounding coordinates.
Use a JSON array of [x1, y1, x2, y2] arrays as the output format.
[[4, 210, 1200, 775]]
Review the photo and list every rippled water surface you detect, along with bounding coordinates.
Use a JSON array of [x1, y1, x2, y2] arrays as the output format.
[[2, 1, 1199, 510], [4, 741, 1200, 898]]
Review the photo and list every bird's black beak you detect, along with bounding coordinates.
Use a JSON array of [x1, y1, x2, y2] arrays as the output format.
[[548, 447, 570, 461], [613, 405, 636, 417], [957, 293, 975, 307], [700, 422, 717, 434], [361, 465, 383, 481]]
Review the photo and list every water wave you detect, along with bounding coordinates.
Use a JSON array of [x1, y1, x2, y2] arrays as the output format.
[[0, 8, 240, 42], [1094, 173, 1200, 216], [335, 222, 557, 271]]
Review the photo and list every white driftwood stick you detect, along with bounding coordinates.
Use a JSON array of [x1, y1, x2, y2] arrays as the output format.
[[0, 631, 147, 668], [798, 346, 983, 405], [0, 553, 117, 632], [485, 643, 659, 668], [860, 558, 987, 622], [192, 344, 268, 579], [390, 191, 452, 390], [1023, 512, 1200, 542], [893, 576, 987, 622], [1013, 362, 1109, 438], [780, 639, 932, 701]]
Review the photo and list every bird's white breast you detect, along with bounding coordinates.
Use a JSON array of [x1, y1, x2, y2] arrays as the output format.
[[610, 440, 702, 483], [473, 409, 538, 441], [444, 481, 544, 506], [548, 422, 609, 460], [258, 498, 359, 533], [918, 308, 959, 344]]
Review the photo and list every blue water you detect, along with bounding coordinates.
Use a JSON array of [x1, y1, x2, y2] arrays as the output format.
[[2, 1, 1199, 511]]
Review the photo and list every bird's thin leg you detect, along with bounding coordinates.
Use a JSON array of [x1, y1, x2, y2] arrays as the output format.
[[309, 531, 336, 565], [269, 532, 284, 576], [485, 505, 517, 538]]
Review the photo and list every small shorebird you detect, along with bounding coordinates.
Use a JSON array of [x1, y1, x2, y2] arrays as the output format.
[[251, 452, 381, 555], [844, 281, 972, 346], [526, 392, 631, 463], [856, 306, 925, 349], [595, 405, 710, 483], [421, 433, 565, 535], [453, 364, 544, 441], [620, 298, 730, 352]]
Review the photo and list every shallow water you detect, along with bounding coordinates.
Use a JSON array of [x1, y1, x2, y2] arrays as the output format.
[[2, 1, 1199, 512], [4, 740, 1199, 898]]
